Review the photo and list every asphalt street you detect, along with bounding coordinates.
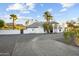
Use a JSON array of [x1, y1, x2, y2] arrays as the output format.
[[0, 33, 79, 56], [0, 34, 43, 56]]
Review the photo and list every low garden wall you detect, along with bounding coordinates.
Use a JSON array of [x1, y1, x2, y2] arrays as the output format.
[[0, 28, 63, 35], [0, 29, 45, 35], [24, 28, 45, 34], [0, 30, 20, 35]]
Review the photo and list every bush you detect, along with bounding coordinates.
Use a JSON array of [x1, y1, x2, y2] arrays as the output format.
[[64, 21, 79, 46], [73, 28, 79, 46], [64, 30, 75, 44], [0, 19, 5, 29]]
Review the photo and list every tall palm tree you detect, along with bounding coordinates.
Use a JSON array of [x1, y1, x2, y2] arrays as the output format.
[[10, 14, 17, 30], [25, 20, 29, 29], [25, 20, 29, 25], [43, 11, 53, 23], [43, 11, 53, 33]]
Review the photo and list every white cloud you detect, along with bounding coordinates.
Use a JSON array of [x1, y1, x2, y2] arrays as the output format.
[[37, 15, 40, 18], [17, 14, 32, 19], [72, 17, 77, 20], [59, 3, 75, 12], [6, 3, 24, 11], [6, 3, 36, 13], [25, 17, 33, 19], [25, 3, 36, 11], [47, 8, 53, 12], [72, 17, 79, 21], [0, 15, 10, 19], [16, 15, 24, 19], [60, 8, 67, 12], [21, 10, 30, 14], [61, 3, 75, 8], [0, 14, 33, 25], [0, 15, 12, 23]]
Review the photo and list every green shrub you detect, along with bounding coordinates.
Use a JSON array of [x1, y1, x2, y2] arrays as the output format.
[[0, 19, 5, 29], [64, 30, 75, 44]]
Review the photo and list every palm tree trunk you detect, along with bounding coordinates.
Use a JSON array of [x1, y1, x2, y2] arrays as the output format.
[[13, 19, 15, 30]]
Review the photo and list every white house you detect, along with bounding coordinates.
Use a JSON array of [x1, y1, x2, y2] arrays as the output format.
[[24, 21, 62, 33], [58, 22, 68, 32], [49, 21, 59, 33], [24, 22, 45, 34]]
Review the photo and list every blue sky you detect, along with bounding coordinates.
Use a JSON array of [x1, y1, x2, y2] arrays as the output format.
[[0, 3, 79, 25]]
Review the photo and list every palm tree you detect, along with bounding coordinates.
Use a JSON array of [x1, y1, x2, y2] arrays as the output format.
[[43, 11, 53, 33], [25, 20, 29, 29], [43, 11, 53, 23], [43, 22, 50, 33], [25, 20, 29, 26], [10, 14, 17, 30]]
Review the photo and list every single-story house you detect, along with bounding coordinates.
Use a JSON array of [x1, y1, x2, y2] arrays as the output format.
[[25, 21, 61, 33], [25, 22, 44, 33], [49, 21, 60, 33]]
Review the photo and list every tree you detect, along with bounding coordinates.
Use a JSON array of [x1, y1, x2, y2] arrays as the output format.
[[43, 11, 53, 33], [43, 22, 50, 33], [0, 19, 5, 29], [25, 20, 29, 26], [66, 22, 74, 29], [43, 11, 53, 23], [49, 24, 53, 33], [10, 14, 17, 30]]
